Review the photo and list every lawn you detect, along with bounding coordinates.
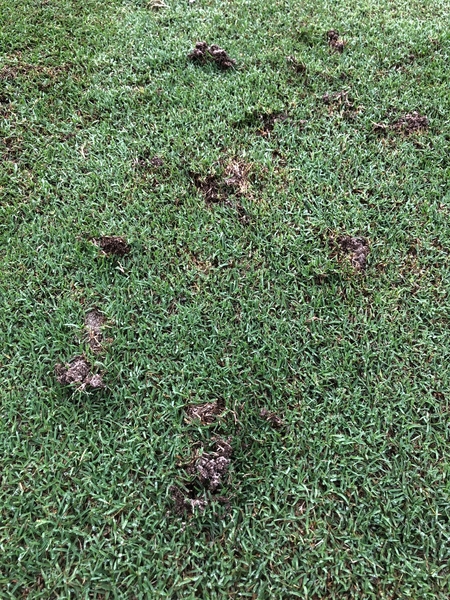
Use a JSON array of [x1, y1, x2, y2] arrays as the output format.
[[1, 0, 449, 597]]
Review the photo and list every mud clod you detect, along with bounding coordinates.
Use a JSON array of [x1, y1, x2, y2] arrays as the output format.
[[195, 437, 232, 491], [338, 236, 369, 271], [327, 29, 346, 53], [85, 309, 105, 354], [186, 399, 225, 425], [95, 236, 130, 257], [55, 355, 104, 390], [188, 41, 236, 69], [260, 408, 284, 428]]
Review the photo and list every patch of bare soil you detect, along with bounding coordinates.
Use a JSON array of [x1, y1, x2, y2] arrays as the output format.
[[193, 159, 252, 205], [374, 111, 428, 135], [188, 41, 236, 69], [95, 236, 130, 257], [55, 355, 104, 390], [337, 236, 369, 271], [185, 399, 225, 425], [260, 408, 284, 428], [327, 30, 346, 53], [170, 484, 208, 515], [257, 112, 288, 137], [85, 309, 105, 354], [192, 173, 222, 203], [194, 437, 232, 491]]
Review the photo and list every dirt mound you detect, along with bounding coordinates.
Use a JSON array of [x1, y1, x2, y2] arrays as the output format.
[[84, 309, 105, 354], [188, 41, 236, 69], [186, 399, 225, 425], [374, 111, 428, 135], [192, 173, 222, 203], [337, 236, 369, 271], [260, 408, 284, 428], [95, 236, 130, 256], [195, 437, 232, 491], [327, 30, 346, 53], [55, 355, 104, 390]]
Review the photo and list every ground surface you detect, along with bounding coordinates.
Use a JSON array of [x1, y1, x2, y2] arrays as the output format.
[[1, 0, 450, 597]]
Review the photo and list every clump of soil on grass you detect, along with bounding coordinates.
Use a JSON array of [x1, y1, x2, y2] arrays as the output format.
[[55, 355, 104, 390], [337, 236, 369, 271], [260, 408, 284, 428], [327, 30, 346, 53], [374, 112, 428, 135], [186, 399, 225, 425], [194, 437, 233, 491], [193, 159, 252, 205], [84, 309, 105, 354], [188, 41, 236, 69], [95, 236, 130, 257]]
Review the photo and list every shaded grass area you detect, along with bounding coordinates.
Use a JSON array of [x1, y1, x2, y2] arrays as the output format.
[[1, 0, 450, 596]]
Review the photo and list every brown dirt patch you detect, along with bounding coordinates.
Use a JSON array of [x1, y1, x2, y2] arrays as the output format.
[[94, 236, 130, 257], [260, 408, 284, 428], [170, 484, 208, 515], [192, 173, 222, 203], [185, 399, 225, 425], [322, 90, 360, 119], [55, 355, 104, 390], [337, 236, 369, 271], [257, 112, 288, 136], [188, 41, 236, 69], [374, 111, 428, 135], [84, 309, 105, 354], [194, 437, 232, 491], [327, 30, 346, 53]]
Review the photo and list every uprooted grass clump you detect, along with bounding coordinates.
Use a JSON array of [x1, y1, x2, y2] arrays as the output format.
[[337, 235, 369, 271], [188, 41, 236, 69], [55, 355, 104, 390]]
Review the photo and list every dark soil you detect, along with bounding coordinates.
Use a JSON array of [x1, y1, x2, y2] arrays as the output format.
[[374, 112, 428, 135], [257, 112, 288, 136], [260, 408, 284, 428], [192, 173, 222, 203], [149, 156, 164, 167], [55, 355, 104, 390], [170, 485, 208, 515], [337, 236, 369, 271], [327, 30, 345, 53], [84, 309, 105, 354], [95, 236, 130, 256], [185, 399, 225, 425], [188, 41, 236, 69], [191, 437, 232, 491]]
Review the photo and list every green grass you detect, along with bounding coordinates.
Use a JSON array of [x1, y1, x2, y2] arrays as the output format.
[[1, 0, 450, 596]]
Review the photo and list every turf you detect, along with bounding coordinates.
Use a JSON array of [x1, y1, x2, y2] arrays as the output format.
[[1, 0, 450, 597]]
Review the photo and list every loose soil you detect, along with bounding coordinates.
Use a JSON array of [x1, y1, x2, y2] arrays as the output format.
[[188, 41, 236, 69], [327, 30, 346, 53], [337, 236, 369, 271], [95, 236, 130, 256], [194, 437, 232, 491], [374, 111, 428, 135], [85, 309, 105, 354], [170, 484, 208, 515], [185, 399, 225, 424], [55, 355, 104, 390]]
